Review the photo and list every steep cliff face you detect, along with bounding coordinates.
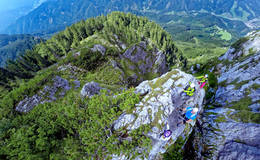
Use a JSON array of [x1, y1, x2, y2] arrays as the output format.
[[113, 69, 205, 159], [216, 30, 260, 115], [196, 31, 260, 160]]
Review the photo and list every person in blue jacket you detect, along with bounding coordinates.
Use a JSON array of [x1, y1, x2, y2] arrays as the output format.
[[178, 107, 199, 125]]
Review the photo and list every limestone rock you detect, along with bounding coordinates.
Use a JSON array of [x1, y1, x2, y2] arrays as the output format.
[[15, 76, 71, 113], [91, 44, 106, 55], [197, 108, 260, 160], [216, 51, 260, 107], [80, 81, 102, 98], [115, 41, 168, 86], [219, 30, 260, 61], [16, 95, 42, 113], [112, 69, 205, 159], [196, 31, 260, 160]]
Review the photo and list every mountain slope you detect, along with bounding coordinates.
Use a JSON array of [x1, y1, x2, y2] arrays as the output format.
[[0, 12, 189, 159], [0, 34, 42, 67], [0, 0, 51, 33], [5, 0, 258, 34], [4, 0, 256, 66], [189, 31, 260, 159]]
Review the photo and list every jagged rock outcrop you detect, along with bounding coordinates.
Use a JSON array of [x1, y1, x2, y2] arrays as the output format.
[[219, 30, 260, 61], [113, 69, 205, 159], [90, 44, 106, 55], [197, 108, 260, 160], [16, 76, 73, 113], [114, 41, 168, 86], [215, 51, 260, 107], [216, 31, 260, 109], [196, 31, 260, 160]]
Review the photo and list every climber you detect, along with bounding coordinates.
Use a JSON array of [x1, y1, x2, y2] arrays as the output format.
[[178, 107, 199, 125], [196, 74, 208, 88], [160, 122, 172, 141], [183, 82, 195, 96]]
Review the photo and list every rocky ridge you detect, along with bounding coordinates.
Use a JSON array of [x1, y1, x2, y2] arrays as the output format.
[[15, 76, 76, 112], [14, 39, 169, 113], [113, 69, 205, 159]]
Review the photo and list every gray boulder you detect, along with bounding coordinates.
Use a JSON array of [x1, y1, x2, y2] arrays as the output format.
[[80, 81, 103, 98], [91, 44, 106, 55], [15, 76, 71, 113]]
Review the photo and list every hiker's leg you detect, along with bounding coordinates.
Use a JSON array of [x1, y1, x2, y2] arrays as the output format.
[[177, 121, 183, 127]]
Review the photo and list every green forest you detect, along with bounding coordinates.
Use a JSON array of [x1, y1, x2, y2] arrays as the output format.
[[0, 12, 186, 159], [0, 34, 42, 67]]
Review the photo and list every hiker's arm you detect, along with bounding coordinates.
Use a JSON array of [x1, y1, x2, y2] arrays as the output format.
[[183, 90, 189, 93], [186, 119, 193, 123], [196, 76, 203, 79], [183, 106, 190, 111], [166, 123, 170, 130], [200, 79, 206, 82]]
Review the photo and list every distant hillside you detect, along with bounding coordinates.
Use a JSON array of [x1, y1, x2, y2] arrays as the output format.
[[5, 0, 259, 35], [0, 0, 51, 33], [0, 34, 42, 67]]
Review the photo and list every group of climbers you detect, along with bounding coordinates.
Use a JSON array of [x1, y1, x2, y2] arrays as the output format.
[[183, 74, 208, 97], [161, 74, 208, 141], [161, 106, 199, 140]]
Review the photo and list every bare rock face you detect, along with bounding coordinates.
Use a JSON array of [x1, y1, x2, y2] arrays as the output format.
[[219, 30, 260, 61], [16, 76, 72, 113], [215, 31, 260, 110], [196, 31, 260, 160], [80, 81, 103, 98], [112, 69, 205, 160], [115, 41, 168, 86], [15, 95, 43, 113], [216, 51, 260, 109], [197, 108, 260, 160]]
